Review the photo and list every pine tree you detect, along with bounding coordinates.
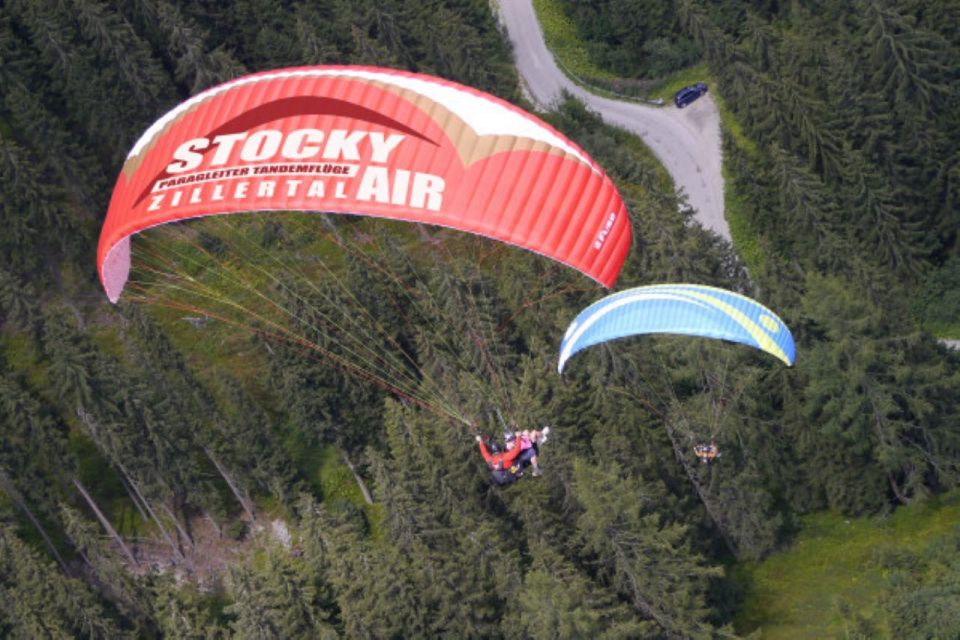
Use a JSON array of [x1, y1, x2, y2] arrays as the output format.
[[571, 459, 723, 638], [857, 0, 951, 117], [148, 573, 229, 639], [155, 1, 245, 92], [0, 524, 130, 638], [226, 548, 337, 640], [505, 546, 650, 639], [789, 273, 960, 512]]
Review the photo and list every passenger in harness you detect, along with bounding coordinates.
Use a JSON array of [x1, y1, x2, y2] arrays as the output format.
[[514, 427, 549, 476], [475, 434, 525, 486]]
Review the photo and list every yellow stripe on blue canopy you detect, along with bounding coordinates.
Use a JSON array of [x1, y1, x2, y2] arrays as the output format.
[[558, 284, 796, 373]]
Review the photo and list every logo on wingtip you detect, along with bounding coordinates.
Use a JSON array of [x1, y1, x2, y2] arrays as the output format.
[[593, 212, 617, 250]]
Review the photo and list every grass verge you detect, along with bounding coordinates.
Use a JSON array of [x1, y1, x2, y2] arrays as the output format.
[[531, 0, 619, 84]]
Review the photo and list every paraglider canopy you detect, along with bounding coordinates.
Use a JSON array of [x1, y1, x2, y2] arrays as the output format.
[[557, 283, 797, 373], [97, 65, 632, 303]]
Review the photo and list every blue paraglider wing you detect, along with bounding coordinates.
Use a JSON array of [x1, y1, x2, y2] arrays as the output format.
[[558, 284, 796, 373]]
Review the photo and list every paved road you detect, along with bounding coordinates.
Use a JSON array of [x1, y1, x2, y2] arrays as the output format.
[[943, 340, 960, 350], [494, 0, 729, 240]]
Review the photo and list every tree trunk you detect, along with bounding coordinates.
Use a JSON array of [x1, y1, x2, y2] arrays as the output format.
[[204, 511, 223, 539], [204, 445, 256, 521], [72, 478, 138, 567], [888, 472, 911, 505], [0, 471, 68, 571], [74, 407, 184, 559], [160, 502, 195, 549], [116, 471, 151, 523], [113, 461, 184, 561], [612, 537, 678, 635], [340, 448, 374, 505], [321, 213, 344, 243]]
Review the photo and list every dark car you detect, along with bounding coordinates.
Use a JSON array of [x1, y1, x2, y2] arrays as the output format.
[[674, 82, 708, 108]]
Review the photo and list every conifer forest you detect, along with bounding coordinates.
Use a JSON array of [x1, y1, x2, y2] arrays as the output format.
[[1, 0, 959, 637]]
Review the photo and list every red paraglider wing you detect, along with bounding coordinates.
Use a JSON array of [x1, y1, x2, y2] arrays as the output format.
[[98, 66, 631, 302]]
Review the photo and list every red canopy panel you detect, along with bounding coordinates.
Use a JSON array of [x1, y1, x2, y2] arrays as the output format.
[[98, 66, 631, 302]]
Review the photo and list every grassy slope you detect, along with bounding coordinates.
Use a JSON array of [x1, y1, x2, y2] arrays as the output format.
[[734, 492, 960, 638]]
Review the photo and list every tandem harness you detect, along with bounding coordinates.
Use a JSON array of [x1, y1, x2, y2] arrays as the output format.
[[490, 463, 521, 487]]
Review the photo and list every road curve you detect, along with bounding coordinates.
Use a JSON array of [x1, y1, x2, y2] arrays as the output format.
[[494, 0, 729, 241]]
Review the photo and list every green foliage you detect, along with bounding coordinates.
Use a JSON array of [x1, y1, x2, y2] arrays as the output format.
[[0, 523, 130, 637], [677, 0, 959, 283], [149, 575, 231, 639], [533, 0, 620, 82], [880, 529, 960, 638], [533, 0, 687, 99], [225, 547, 337, 639], [554, 0, 702, 79], [572, 459, 723, 637], [0, 0, 957, 636], [315, 447, 359, 504], [735, 493, 960, 638], [914, 256, 960, 337], [787, 274, 960, 513], [721, 144, 764, 274]]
